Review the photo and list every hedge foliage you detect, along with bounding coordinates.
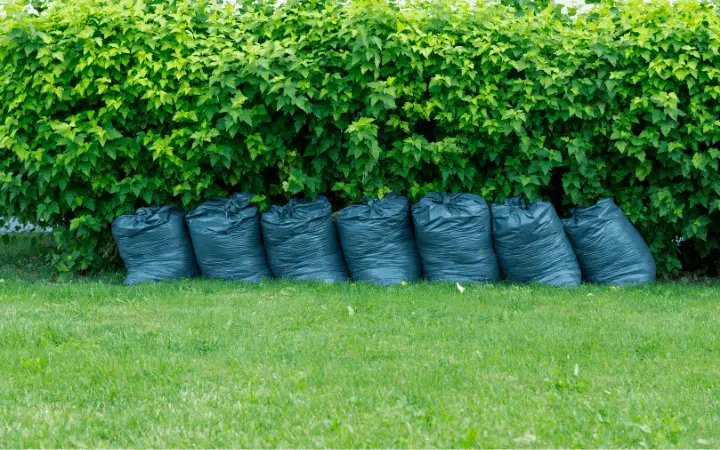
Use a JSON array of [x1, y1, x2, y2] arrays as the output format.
[[1, 0, 720, 274]]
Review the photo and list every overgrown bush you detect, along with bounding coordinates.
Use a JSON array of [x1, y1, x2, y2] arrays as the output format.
[[1, 0, 719, 274]]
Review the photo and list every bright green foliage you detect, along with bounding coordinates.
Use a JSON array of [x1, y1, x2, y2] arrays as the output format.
[[1, 0, 720, 273]]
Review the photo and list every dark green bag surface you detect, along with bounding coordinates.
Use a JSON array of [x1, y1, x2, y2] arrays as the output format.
[[491, 196, 581, 286], [261, 196, 348, 282], [112, 205, 200, 285], [413, 192, 500, 283], [336, 193, 421, 285], [185, 193, 271, 282], [563, 198, 656, 285]]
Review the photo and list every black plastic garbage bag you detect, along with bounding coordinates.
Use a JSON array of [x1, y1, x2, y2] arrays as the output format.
[[413, 192, 500, 283], [563, 198, 656, 285], [336, 193, 421, 285], [491, 196, 581, 286], [185, 193, 271, 282], [112, 205, 200, 285], [261, 196, 348, 282]]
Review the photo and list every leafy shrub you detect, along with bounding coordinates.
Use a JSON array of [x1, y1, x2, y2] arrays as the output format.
[[1, 0, 719, 274]]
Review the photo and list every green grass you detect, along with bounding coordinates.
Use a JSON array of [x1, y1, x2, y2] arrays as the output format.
[[1, 234, 719, 447]]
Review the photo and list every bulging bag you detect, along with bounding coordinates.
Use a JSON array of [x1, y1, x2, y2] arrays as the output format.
[[563, 198, 656, 285], [491, 196, 581, 286], [112, 205, 200, 285], [261, 195, 348, 282], [413, 192, 500, 282], [185, 193, 272, 282], [336, 193, 421, 285]]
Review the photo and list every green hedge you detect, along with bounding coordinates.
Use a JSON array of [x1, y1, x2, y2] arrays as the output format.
[[1, 0, 719, 274]]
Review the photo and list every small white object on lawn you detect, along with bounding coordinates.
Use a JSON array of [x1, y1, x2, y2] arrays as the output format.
[[347, 305, 355, 316], [456, 282, 465, 294], [514, 433, 537, 444]]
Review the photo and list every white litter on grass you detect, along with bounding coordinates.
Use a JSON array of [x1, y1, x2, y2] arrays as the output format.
[[514, 433, 537, 444], [456, 282, 465, 294]]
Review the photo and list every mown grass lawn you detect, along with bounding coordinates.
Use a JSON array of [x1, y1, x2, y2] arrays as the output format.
[[1, 235, 719, 447]]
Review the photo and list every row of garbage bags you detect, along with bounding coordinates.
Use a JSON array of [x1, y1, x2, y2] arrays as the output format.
[[111, 193, 656, 286]]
